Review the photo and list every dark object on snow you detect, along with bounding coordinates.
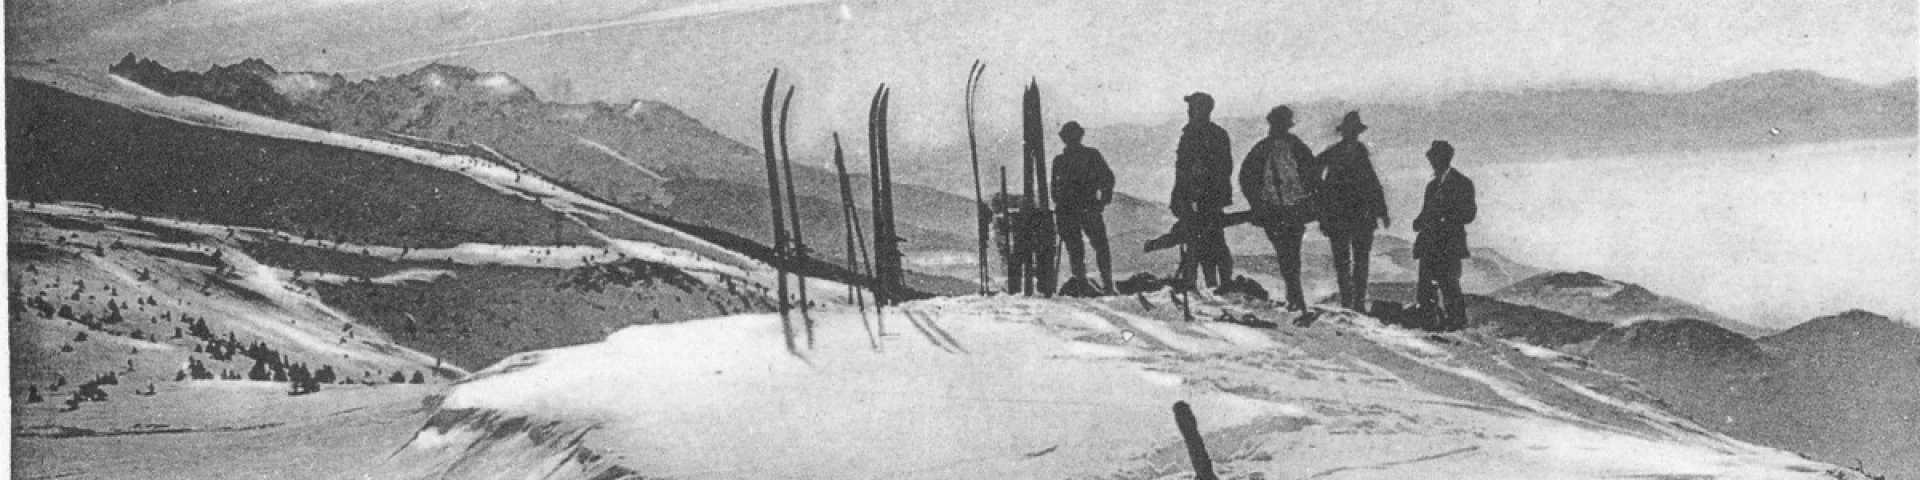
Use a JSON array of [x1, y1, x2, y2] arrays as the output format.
[[1057, 277, 1106, 298], [1370, 301, 1464, 333], [1212, 276, 1269, 302], [1115, 273, 1165, 295], [1143, 210, 1255, 253], [1292, 310, 1320, 328], [1172, 401, 1220, 480], [1216, 311, 1277, 329]]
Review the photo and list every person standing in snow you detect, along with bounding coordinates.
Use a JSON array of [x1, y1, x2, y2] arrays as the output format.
[[1238, 106, 1319, 311], [1051, 121, 1117, 293], [1413, 141, 1476, 330], [1317, 112, 1390, 313], [1170, 92, 1234, 288]]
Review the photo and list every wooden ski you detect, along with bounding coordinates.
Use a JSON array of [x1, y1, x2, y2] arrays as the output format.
[[777, 85, 813, 349], [831, 133, 878, 349], [759, 69, 795, 354], [866, 85, 890, 337], [965, 60, 989, 294], [875, 86, 900, 306]]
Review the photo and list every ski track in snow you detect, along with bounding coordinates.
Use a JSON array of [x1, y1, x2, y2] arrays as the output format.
[[572, 134, 669, 181]]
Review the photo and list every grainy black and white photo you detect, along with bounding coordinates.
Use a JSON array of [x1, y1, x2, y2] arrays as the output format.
[[5, 1, 1916, 478]]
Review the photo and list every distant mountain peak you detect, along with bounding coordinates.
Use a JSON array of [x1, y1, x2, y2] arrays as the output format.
[[399, 63, 535, 101], [1536, 271, 1619, 289], [1700, 69, 1871, 98], [1494, 271, 1771, 337]]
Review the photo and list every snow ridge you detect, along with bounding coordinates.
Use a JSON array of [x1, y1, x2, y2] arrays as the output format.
[[402, 293, 1862, 479]]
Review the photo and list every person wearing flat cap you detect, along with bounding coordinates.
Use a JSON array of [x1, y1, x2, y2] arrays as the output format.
[[1170, 92, 1234, 288], [1051, 121, 1116, 293], [1413, 140, 1476, 331], [1317, 111, 1389, 313]]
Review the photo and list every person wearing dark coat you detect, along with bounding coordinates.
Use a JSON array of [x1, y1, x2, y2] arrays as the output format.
[[1413, 141, 1477, 330], [1238, 106, 1319, 310], [1052, 121, 1116, 292], [1170, 92, 1234, 288], [1317, 112, 1390, 313]]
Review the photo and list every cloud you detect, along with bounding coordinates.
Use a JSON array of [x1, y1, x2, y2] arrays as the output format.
[[452, 0, 832, 51]]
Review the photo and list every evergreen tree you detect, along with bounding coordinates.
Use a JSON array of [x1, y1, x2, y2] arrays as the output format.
[[247, 360, 271, 381], [26, 385, 43, 403], [74, 331, 88, 342], [388, 371, 406, 383], [409, 371, 426, 384]]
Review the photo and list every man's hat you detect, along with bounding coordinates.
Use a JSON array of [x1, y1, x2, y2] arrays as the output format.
[[1267, 105, 1294, 124], [1183, 92, 1214, 107], [1059, 121, 1084, 137], [1335, 111, 1367, 134]]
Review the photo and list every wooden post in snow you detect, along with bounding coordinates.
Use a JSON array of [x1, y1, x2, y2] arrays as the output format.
[[1172, 401, 1218, 480]]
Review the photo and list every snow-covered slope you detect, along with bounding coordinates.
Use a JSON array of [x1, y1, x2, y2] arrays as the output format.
[[10, 62, 756, 277], [9, 203, 459, 388], [397, 293, 1865, 479]]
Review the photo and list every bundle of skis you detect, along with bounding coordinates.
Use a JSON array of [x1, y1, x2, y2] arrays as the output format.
[[994, 79, 1060, 297]]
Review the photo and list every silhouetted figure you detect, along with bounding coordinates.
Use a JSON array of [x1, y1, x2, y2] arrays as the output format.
[[1051, 121, 1116, 292], [1318, 111, 1389, 312], [1171, 92, 1234, 287], [1413, 141, 1476, 330], [1238, 106, 1318, 310]]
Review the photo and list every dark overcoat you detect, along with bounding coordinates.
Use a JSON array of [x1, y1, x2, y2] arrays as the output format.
[[1413, 168, 1476, 259]]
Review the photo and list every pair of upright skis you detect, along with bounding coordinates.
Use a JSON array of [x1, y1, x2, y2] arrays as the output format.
[[760, 70, 812, 353]]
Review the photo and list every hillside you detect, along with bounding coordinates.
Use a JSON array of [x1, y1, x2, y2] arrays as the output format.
[[7, 65, 802, 374], [1494, 271, 1770, 337], [1363, 283, 1917, 478], [96, 56, 1125, 292]]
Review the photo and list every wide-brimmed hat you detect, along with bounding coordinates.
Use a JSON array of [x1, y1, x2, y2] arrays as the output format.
[[1335, 111, 1367, 134], [1059, 121, 1084, 137]]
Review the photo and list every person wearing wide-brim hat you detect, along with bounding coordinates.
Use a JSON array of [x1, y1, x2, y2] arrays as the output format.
[[1316, 111, 1390, 313], [1051, 121, 1117, 293]]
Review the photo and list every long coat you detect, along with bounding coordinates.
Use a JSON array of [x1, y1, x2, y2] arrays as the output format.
[[1316, 139, 1388, 231], [1171, 121, 1233, 214], [1413, 168, 1477, 259]]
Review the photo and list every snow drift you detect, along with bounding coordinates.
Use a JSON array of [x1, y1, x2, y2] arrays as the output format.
[[395, 293, 1866, 479]]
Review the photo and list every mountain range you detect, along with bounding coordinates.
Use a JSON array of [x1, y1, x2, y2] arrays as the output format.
[[890, 69, 1917, 202], [1368, 279, 1918, 479]]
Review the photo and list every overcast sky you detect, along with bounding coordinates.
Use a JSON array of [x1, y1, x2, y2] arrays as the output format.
[[10, 0, 1915, 148]]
